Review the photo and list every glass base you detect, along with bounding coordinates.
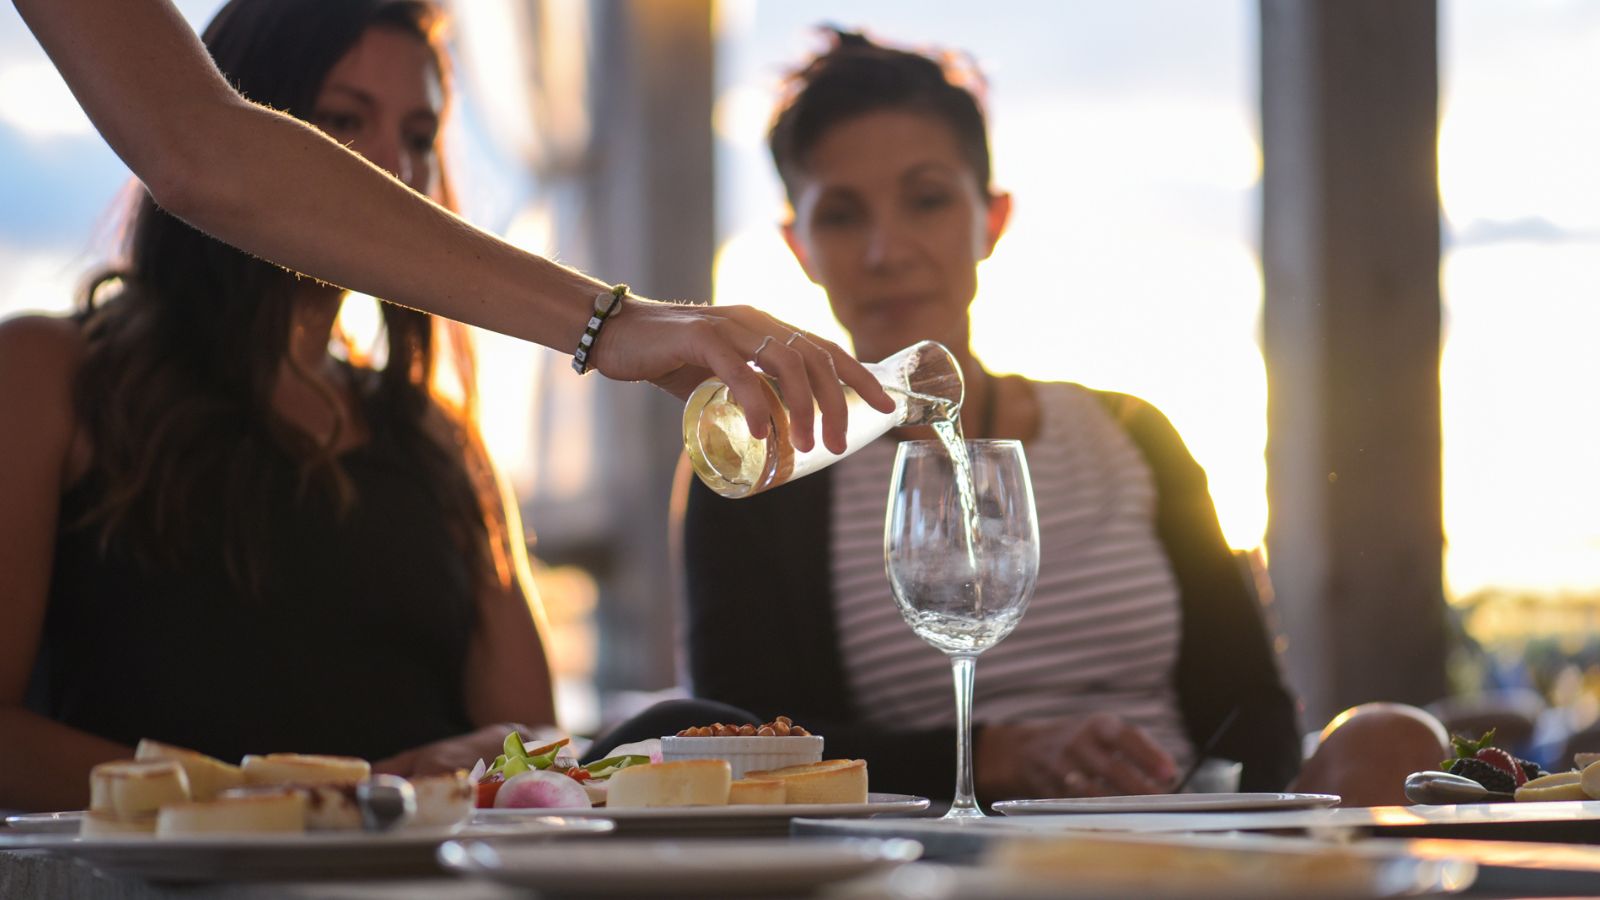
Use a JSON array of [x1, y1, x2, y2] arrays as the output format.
[[940, 804, 987, 821]]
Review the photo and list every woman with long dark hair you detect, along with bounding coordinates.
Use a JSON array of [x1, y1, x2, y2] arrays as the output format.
[[0, 0, 555, 812]]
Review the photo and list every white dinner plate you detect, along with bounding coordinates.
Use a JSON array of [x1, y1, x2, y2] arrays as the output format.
[[438, 836, 923, 896], [473, 792, 929, 837], [993, 792, 1342, 815], [0, 817, 613, 882]]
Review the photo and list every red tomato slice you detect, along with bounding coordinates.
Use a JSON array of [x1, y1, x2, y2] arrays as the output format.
[[476, 778, 504, 809]]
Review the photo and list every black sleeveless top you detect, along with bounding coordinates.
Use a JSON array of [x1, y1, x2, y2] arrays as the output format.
[[27, 417, 478, 764]]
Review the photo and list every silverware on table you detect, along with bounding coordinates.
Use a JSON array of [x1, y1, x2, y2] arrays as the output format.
[[1403, 769, 1516, 804], [356, 774, 417, 832]]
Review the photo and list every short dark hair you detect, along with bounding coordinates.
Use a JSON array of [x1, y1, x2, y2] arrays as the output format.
[[768, 28, 993, 201]]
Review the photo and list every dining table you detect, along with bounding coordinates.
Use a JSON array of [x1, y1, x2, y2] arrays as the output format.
[[15, 796, 1600, 898]]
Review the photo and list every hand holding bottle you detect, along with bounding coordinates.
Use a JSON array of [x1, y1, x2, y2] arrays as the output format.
[[599, 299, 893, 457], [683, 340, 962, 498]]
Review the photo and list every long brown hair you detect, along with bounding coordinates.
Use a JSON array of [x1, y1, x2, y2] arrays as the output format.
[[72, 0, 510, 593]]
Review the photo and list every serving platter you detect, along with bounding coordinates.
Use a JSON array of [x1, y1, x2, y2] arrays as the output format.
[[0, 816, 612, 881], [474, 792, 929, 837]]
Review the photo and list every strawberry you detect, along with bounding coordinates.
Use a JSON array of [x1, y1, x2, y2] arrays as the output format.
[[1474, 747, 1527, 786]]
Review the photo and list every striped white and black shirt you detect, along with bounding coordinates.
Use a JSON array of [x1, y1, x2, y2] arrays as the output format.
[[828, 381, 1195, 769]]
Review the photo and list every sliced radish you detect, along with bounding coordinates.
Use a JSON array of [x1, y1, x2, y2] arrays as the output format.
[[492, 769, 592, 809]]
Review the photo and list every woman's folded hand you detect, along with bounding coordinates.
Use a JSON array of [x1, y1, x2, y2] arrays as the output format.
[[374, 722, 533, 778], [977, 713, 1179, 801]]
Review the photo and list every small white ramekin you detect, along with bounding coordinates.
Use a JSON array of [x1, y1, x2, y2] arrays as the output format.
[[659, 735, 823, 779]]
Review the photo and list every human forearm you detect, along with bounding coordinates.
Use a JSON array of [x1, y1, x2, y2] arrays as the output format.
[[17, 0, 891, 442], [463, 591, 557, 731], [16, 0, 596, 348], [160, 101, 600, 347], [0, 708, 131, 812]]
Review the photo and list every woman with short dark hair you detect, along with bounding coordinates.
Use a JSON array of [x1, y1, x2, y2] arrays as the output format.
[[682, 29, 1303, 801]]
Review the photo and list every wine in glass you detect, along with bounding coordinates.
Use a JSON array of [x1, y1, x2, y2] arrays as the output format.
[[884, 438, 1039, 819]]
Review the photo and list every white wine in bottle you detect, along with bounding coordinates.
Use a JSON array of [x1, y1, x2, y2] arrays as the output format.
[[682, 340, 963, 499]]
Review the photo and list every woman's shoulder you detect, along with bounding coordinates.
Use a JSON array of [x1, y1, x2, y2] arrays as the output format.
[[0, 314, 87, 462], [0, 313, 86, 387], [1027, 380, 1183, 439], [1025, 380, 1199, 480]]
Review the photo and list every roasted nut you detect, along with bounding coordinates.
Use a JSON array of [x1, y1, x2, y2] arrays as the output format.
[[676, 716, 810, 737]]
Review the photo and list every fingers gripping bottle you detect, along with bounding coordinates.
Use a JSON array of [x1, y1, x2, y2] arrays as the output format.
[[682, 340, 964, 499]]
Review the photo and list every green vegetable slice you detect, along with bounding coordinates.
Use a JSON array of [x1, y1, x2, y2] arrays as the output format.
[[582, 754, 651, 779]]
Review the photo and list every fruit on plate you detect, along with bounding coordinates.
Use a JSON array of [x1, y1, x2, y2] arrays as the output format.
[[1442, 730, 1546, 795], [1515, 770, 1588, 802]]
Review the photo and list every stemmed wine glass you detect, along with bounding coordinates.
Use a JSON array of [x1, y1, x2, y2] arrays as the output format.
[[884, 439, 1039, 819]]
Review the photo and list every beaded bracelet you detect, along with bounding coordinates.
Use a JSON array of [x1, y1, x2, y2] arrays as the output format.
[[571, 284, 629, 375]]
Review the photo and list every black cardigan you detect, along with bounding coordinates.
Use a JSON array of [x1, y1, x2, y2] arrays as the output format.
[[679, 388, 1302, 799]]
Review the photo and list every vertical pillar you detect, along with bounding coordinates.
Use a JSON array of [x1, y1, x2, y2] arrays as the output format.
[[582, 0, 716, 699], [1260, 0, 1446, 724]]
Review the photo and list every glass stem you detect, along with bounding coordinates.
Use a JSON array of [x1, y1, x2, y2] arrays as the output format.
[[948, 652, 984, 818]]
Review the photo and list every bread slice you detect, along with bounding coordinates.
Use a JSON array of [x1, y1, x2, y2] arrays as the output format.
[[411, 770, 474, 829], [745, 759, 867, 804], [89, 760, 191, 817], [156, 791, 307, 837], [222, 783, 361, 830], [135, 739, 244, 801], [80, 810, 157, 837], [728, 777, 785, 805], [605, 760, 731, 808], [241, 753, 370, 786]]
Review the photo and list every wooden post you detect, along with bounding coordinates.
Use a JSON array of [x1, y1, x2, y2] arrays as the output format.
[[1260, 0, 1447, 724]]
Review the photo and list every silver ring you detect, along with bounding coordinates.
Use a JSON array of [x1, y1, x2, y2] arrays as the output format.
[[752, 335, 777, 366], [784, 330, 805, 347]]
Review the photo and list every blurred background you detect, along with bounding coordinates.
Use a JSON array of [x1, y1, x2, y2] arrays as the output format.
[[1, 0, 1595, 759]]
